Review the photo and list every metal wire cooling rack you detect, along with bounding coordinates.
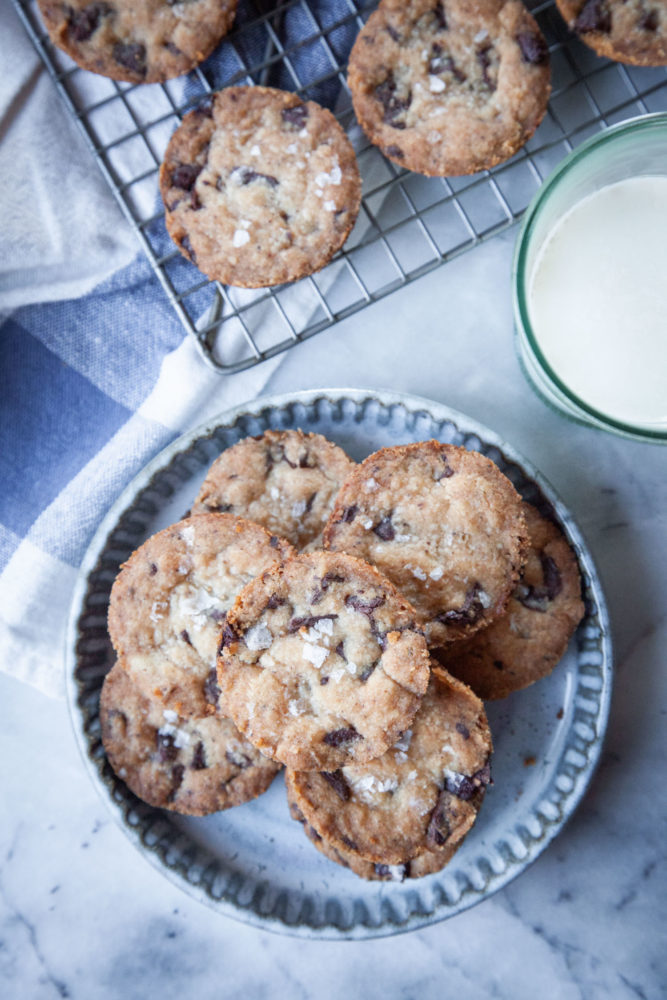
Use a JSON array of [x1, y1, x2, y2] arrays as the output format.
[[14, 0, 667, 373]]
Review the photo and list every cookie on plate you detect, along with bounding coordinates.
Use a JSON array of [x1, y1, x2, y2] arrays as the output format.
[[159, 86, 362, 287], [323, 441, 527, 647], [107, 512, 295, 716], [288, 797, 457, 881], [347, 0, 551, 176], [556, 0, 667, 66], [216, 550, 431, 771], [434, 503, 585, 699], [100, 660, 280, 815], [192, 430, 355, 551], [285, 666, 492, 866], [37, 0, 237, 84]]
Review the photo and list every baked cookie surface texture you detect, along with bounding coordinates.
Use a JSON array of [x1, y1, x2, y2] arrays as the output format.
[[160, 86, 362, 287], [556, 0, 667, 66], [217, 550, 431, 771], [324, 441, 527, 647], [285, 666, 492, 868], [100, 660, 280, 815], [347, 0, 551, 176], [288, 797, 456, 881], [193, 430, 355, 551], [107, 512, 295, 716], [37, 0, 237, 83], [435, 503, 585, 699]]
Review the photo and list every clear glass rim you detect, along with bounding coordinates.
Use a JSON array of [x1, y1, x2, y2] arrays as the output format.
[[513, 112, 667, 443]]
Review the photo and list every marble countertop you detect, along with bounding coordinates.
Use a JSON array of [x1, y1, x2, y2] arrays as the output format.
[[2, 227, 666, 1000]]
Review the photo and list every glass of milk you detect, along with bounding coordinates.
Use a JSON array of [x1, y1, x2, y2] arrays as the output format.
[[513, 113, 667, 444]]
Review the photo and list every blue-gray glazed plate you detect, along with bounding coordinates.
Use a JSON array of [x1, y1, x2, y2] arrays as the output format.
[[65, 389, 612, 939]]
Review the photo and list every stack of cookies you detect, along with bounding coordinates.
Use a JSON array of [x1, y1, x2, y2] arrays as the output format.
[[102, 429, 584, 882]]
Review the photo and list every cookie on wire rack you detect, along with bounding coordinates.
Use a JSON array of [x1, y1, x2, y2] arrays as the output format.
[[347, 0, 551, 176], [555, 0, 667, 66], [159, 86, 362, 288], [36, 0, 237, 84]]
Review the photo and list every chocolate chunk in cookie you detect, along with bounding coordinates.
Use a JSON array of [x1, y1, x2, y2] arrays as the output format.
[[159, 86, 362, 287], [347, 0, 551, 176]]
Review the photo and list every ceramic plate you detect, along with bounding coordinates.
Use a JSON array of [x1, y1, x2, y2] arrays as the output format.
[[66, 389, 612, 939]]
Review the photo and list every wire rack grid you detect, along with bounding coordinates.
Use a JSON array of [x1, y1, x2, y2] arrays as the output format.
[[14, 0, 667, 374]]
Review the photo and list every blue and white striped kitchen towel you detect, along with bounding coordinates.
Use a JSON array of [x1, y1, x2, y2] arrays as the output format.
[[0, 253, 286, 698], [0, 0, 359, 697]]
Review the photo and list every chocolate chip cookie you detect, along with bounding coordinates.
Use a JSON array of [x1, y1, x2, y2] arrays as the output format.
[[192, 430, 355, 551], [288, 797, 457, 881], [285, 666, 492, 866], [323, 441, 527, 648], [159, 86, 362, 287], [434, 503, 585, 699], [100, 660, 280, 815], [37, 0, 237, 84], [216, 550, 431, 771], [107, 512, 295, 716], [347, 0, 551, 176], [556, 0, 667, 65]]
